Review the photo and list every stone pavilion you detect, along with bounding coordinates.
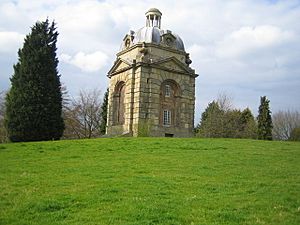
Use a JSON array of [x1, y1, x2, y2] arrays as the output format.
[[106, 8, 198, 137]]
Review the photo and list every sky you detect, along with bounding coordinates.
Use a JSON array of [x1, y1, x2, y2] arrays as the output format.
[[1, 0, 300, 123]]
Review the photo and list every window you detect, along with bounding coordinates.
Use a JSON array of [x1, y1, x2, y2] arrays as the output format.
[[160, 80, 180, 127], [118, 84, 125, 125], [113, 81, 125, 125], [125, 39, 130, 48], [165, 84, 171, 97], [163, 110, 171, 126]]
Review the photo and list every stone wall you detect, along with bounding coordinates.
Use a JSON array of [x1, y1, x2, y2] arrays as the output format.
[[106, 44, 196, 137]]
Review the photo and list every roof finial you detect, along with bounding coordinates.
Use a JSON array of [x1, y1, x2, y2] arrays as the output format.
[[145, 8, 162, 29]]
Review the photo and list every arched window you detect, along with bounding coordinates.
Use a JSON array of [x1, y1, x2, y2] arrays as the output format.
[[165, 84, 171, 97], [113, 81, 126, 125]]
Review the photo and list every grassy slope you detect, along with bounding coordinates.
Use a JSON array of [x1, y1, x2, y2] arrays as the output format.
[[0, 138, 299, 225]]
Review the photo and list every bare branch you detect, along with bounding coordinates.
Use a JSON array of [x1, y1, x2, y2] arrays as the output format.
[[63, 88, 103, 139], [272, 110, 300, 140], [217, 92, 234, 112]]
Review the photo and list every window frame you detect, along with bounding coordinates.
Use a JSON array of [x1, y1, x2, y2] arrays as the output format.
[[165, 84, 171, 97], [163, 110, 171, 126]]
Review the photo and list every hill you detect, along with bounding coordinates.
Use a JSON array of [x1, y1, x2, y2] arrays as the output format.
[[0, 138, 299, 225]]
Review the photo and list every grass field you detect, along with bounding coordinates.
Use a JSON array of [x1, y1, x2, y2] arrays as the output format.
[[0, 138, 299, 225]]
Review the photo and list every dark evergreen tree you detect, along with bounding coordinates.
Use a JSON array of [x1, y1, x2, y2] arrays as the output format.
[[223, 109, 242, 138], [100, 88, 109, 135], [257, 96, 273, 140], [5, 19, 64, 142], [196, 100, 257, 139], [196, 101, 225, 137], [240, 108, 257, 139]]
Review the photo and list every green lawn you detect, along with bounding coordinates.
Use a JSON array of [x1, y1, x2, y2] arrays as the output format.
[[0, 138, 299, 225]]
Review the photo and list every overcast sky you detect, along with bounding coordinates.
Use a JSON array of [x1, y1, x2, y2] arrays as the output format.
[[1, 0, 300, 123]]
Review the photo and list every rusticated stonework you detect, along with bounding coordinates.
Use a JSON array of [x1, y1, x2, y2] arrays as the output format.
[[106, 8, 198, 137]]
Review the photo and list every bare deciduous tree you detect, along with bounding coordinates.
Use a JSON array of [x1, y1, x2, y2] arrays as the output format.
[[272, 110, 300, 140], [217, 92, 234, 112], [63, 89, 103, 139]]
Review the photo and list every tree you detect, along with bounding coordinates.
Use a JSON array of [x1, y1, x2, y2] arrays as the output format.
[[196, 94, 257, 139], [61, 83, 71, 111], [289, 127, 300, 141], [210, 108, 256, 139], [272, 110, 300, 140], [63, 89, 102, 139], [5, 19, 64, 142], [0, 91, 5, 121], [223, 109, 243, 138], [0, 91, 7, 143], [99, 88, 109, 135], [196, 101, 225, 137], [257, 96, 273, 140], [240, 108, 257, 139], [217, 92, 233, 112]]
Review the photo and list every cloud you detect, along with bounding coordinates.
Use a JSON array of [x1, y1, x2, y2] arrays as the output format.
[[0, 31, 24, 53], [0, 0, 300, 117], [60, 51, 108, 72], [216, 25, 295, 58]]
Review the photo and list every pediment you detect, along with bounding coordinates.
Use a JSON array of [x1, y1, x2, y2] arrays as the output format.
[[159, 61, 186, 72], [108, 58, 132, 77], [116, 61, 130, 70], [152, 57, 192, 74], [161, 32, 177, 48]]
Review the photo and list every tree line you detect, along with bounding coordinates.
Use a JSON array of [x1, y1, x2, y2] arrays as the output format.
[[0, 19, 299, 142], [195, 94, 300, 141], [195, 96, 257, 139], [1, 87, 108, 143]]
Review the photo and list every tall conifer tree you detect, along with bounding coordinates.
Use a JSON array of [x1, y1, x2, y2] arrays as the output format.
[[257, 96, 273, 140], [5, 19, 64, 142], [100, 88, 109, 135]]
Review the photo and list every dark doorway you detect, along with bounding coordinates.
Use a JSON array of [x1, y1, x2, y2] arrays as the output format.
[[165, 133, 174, 137]]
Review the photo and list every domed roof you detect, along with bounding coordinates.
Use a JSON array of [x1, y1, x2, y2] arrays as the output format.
[[146, 8, 162, 16], [133, 27, 185, 51], [120, 8, 185, 52], [134, 26, 162, 45]]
